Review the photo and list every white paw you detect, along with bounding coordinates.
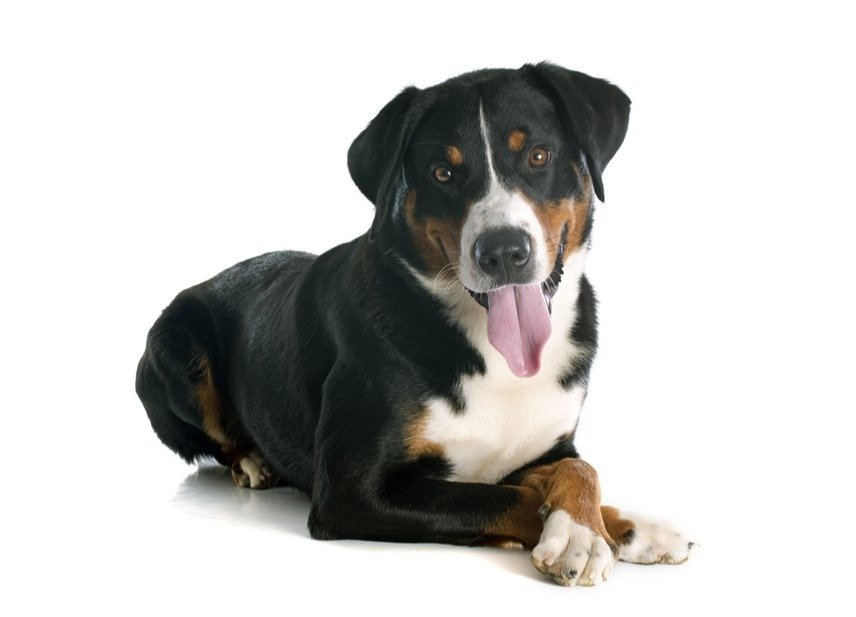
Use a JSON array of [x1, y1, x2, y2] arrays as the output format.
[[230, 451, 279, 489], [531, 510, 615, 586], [618, 511, 696, 565]]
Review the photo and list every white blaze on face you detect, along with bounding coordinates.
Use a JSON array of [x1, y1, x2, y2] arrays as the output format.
[[457, 104, 551, 293], [452, 105, 555, 377]]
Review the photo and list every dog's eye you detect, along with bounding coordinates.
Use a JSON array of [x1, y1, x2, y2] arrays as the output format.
[[433, 166, 453, 183], [528, 147, 551, 168]]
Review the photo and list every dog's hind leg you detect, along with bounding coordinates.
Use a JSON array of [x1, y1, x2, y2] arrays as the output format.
[[192, 352, 281, 488], [137, 292, 280, 489], [136, 298, 230, 465]]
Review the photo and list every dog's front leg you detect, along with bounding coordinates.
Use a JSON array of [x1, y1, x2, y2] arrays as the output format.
[[308, 466, 545, 548], [309, 448, 613, 586], [509, 458, 617, 586], [601, 505, 696, 565]]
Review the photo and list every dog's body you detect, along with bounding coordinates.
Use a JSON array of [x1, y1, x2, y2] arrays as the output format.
[[136, 63, 693, 586]]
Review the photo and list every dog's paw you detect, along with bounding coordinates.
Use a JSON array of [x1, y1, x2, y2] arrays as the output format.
[[616, 511, 696, 565], [531, 510, 615, 586], [230, 451, 280, 489]]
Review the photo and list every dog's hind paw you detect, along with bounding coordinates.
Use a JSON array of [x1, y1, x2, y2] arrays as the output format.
[[230, 450, 281, 489]]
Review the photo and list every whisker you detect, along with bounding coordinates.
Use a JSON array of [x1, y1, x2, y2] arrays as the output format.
[[430, 261, 460, 299]]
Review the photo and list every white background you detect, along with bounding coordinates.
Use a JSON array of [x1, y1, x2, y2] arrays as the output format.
[[2, 1, 854, 614]]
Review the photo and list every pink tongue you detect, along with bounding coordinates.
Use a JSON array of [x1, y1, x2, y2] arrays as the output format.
[[486, 284, 552, 377]]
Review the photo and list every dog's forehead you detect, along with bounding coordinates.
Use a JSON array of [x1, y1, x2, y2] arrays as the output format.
[[480, 82, 560, 131], [413, 76, 560, 151]]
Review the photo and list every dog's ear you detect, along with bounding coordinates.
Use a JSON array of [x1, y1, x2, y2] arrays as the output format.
[[348, 86, 423, 243], [523, 62, 631, 202]]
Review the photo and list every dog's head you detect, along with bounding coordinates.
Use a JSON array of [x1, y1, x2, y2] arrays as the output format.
[[349, 63, 630, 376]]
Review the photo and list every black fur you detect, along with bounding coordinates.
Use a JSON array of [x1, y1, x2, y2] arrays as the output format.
[[559, 275, 599, 390]]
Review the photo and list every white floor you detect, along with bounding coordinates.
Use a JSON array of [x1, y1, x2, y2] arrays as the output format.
[[4, 431, 847, 615]]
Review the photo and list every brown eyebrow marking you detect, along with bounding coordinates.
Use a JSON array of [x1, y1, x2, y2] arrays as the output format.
[[508, 130, 527, 152], [446, 145, 463, 166]]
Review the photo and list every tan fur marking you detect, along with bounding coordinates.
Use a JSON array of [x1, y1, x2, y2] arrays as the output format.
[[403, 408, 444, 460], [507, 130, 527, 152], [520, 192, 592, 266], [483, 486, 544, 549], [193, 356, 231, 447], [601, 505, 637, 545], [520, 459, 615, 550], [484, 458, 613, 551], [446, 145, 463, 166], [403, 189, 466, 277]]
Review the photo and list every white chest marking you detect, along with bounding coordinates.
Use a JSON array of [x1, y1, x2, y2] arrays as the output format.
[[413, 248, 591, 484], [422, 381, 586, 484]]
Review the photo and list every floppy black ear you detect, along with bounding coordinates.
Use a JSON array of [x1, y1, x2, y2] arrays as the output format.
[[348, 86, 422, 242], [523, 63, 631, 202]]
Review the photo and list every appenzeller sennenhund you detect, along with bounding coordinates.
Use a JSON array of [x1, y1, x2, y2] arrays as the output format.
[[136, 63, 695, 586]]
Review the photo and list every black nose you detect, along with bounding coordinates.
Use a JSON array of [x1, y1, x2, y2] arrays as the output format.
[[474, 227, 534, 284]]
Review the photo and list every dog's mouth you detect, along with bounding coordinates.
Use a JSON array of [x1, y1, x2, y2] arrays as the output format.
[[466, 261, 564, 311], [465, 235, 566, 378]]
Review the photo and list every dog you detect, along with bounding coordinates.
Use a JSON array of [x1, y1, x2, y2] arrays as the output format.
[[136, 62, 694, 586]]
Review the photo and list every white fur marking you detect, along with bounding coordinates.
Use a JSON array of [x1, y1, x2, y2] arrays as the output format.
[[533, 510, 573, 566], [238, 456, 264, 489], [231, 450, 278, 489], [617, 510, 696, 564], [532, 510, 614, 586], [422, 383, 585, 484], [478, 104, 500, 189]]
